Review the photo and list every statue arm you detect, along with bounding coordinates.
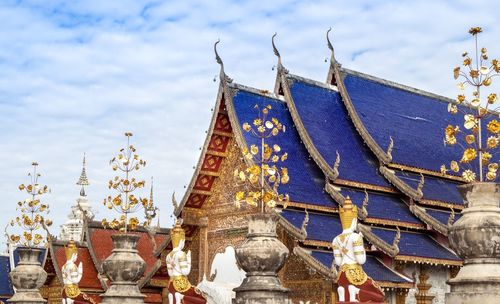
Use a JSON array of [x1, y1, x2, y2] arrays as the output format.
[[178, 251, 191, 276], [353, 234, 366, 265], [332, 239, 342, 266]]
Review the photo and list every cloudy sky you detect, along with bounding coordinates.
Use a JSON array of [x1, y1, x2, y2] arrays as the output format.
[[1, 0, 499, 242]]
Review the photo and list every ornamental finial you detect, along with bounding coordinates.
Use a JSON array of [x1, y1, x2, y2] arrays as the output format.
[[272, 33, 281, 60], [301, 210, 309, 235], [172, 191, 179, 212], [392, 226, 401, 248], [417, 173, 425, 193], [213, 39, 232, 83], [214, 39, 223, 67], [77, 153, 89, 197]]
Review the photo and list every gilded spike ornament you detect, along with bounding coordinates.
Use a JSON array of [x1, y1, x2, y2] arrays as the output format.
[[101, 133, 157, 232], [233, 104, 290, 212], [7, 162, 52, 247], [442, 27, 500, 182]]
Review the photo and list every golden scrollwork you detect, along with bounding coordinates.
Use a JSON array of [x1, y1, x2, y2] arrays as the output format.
[[339, 264, 368, 285], [64, 284, 81, 298], [172, 275, 192, 293]]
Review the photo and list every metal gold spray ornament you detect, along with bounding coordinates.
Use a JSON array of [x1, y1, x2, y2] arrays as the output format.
[[7, 162, 52, 247], [233, 104, 290, 212], [101, 133, 157, 232], [442, 27, 500, 182]]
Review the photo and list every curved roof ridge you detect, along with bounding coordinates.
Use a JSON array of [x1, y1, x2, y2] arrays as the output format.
[[280, 73, 338, 181], [341, 68, 454, 104]]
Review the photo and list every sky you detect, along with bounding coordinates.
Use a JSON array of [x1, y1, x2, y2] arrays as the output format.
[[1, 0, 500, 243]]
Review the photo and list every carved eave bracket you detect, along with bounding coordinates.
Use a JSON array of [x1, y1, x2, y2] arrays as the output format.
[[358, 223, 400, 257], [293, 246, 338, 280], [332, 59, 392, 164], [360, 189, 369, 221], [379, 166, 423, 200], [409, 204, 449, 236]]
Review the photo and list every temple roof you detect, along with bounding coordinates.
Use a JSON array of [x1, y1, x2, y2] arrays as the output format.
[[0, 255, 13, 298], [231, 86, 337, 209], [285, 76, 390, 189], [177, 39, 468, 289]]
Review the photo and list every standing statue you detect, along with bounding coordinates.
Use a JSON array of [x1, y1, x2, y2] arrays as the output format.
[[61, 240, 84, 304], [166, 219, 207, 304], [332, 197, 384, 303]]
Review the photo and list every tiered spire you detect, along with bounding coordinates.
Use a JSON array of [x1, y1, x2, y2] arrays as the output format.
[[76, 153, 89, 197]]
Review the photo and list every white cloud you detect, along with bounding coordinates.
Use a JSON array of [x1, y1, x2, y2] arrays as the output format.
[[0, 0, 499, 244]]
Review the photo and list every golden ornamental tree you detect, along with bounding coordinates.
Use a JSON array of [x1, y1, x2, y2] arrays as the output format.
[[442, 27, 500, 182], [102, 133, 157, 232], [233, 104, 290, 212], [7, 162, 52, 247]]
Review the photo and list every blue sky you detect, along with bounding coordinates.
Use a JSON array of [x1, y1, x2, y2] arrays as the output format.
[[1, 0, 499, 242]]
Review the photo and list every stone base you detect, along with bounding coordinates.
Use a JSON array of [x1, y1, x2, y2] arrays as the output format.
[[445, 263, 500, 304], [233, 274, 289, 304], [338, 302, 384, 304], [100, 283, 146, 304], [7, 289, 46, 304]]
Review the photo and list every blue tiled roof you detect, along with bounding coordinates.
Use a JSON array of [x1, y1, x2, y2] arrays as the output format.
[[288, 79, 390, 188], [232, 88, 337, 208], [343, 71, 484, 174], [0, 255, 13, 296], [426, 208, 461, 225], [340, 188, 421, 225], [280, 209, 341, 242], [311, 250, 411, 283], [393, 170, 463, 205], [371, 227, 460, 261]]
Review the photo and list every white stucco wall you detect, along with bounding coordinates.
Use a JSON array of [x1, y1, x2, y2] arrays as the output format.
[[404, 264, 450, 304]]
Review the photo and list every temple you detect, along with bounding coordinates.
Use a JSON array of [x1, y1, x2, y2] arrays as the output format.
[[1, 34, 467, 304], [173, 35, 464, 304]]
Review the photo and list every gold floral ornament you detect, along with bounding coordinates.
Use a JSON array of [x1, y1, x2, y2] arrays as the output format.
[[442, 27, 500, 182], [234, 104, 290, 212], [102, 133, 157, 232], [7, 162, 52, 247]]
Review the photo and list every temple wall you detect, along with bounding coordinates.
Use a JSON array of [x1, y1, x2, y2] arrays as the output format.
[[278, 228, 334, 304], [404, 264, 450, 304]]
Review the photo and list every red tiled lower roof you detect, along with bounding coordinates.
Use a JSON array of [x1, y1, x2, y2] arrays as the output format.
[[89, 229, 167, 276]]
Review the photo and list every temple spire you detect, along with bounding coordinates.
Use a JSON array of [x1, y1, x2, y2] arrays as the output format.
[[76, 153, 89, 197]]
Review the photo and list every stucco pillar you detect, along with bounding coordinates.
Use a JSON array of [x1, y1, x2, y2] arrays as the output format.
[[100, 234, 146, 304], [233, 213, 290, 304], [446, 183, 500, 304], [8, 247, 47, 304]]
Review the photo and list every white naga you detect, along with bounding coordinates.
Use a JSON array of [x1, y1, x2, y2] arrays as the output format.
[[61, 240, 83, 304]]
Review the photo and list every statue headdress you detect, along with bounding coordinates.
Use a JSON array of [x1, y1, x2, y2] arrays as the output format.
[[65, 240, 78, 260], [339, 196, 358, 230], [171, 218, 185, 248]]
